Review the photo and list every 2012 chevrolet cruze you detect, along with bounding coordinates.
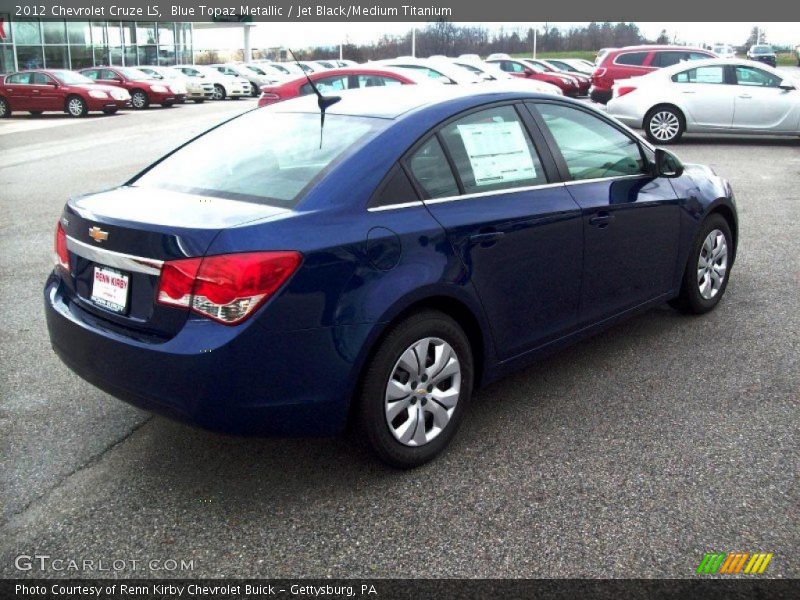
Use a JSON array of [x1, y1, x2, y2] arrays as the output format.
[[45, 86, 737, 468]]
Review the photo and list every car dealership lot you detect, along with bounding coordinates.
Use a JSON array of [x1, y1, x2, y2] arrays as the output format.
[[1, 94, 798, 578]]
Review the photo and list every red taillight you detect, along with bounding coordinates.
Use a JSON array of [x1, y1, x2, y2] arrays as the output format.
[[616, 86, 637, 98], [54, 221, 69, 273], [156, 251, 302, 325]]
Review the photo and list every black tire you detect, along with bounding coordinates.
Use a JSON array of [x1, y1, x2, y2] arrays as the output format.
[[356, 310, 474, 469], [130, 90, 149, 110], [102, 107, 118, 115], [212, 84, 226, 101], [193, 98, 205, 104], [29, 110, 43, 116], [161, 101, 174, 108], [65, 96, 87, 118], [670, 214, 733, 314], [250, 85, 259, 97], [0, 97, 10, 118], [644, 105, 685, 144]]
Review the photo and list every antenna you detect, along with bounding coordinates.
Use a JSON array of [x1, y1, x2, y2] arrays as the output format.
[[288, 49, 341, 149]]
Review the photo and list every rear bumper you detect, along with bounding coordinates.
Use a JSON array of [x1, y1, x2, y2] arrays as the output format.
[[44, 275, 370, 436]]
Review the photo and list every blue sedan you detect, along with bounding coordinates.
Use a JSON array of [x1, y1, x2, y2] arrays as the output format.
[[45, 85, 737, 467]]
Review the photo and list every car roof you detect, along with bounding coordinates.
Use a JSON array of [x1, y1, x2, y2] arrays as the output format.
[[612, 45, 710, 53], [269, 83, 566, 120], [653, 57, 783, 74]]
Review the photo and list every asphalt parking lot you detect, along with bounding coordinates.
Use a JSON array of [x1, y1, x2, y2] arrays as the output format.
[[0, 91, 798, 579]]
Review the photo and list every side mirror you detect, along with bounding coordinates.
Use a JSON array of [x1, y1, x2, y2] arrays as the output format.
[[654, 148, 684, 178], [779, 79, 796, 91]]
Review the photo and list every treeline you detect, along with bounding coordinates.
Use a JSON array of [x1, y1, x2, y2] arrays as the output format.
[[301, 21, 650, 61]]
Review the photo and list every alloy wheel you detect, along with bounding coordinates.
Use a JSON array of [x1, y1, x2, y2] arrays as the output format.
[[0, 100, 7, 117], [384, 337, 461, 447], [697, 229, 728, 300], [67, 98, 84, 116], [212, 85, 225, 100], [131, 92, 147, 109], [649, 110, 680, 142]]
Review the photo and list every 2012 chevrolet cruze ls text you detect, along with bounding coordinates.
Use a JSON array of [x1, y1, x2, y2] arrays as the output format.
[[45, 86, 737, 467]]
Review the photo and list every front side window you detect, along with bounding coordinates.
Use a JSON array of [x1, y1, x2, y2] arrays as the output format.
[[734, 66, 781, 88], [407, 137, 459, 199], [134, 111, 384, 207], [614, 52, 648, 66], [355, 75, 403, 88], [672, 66, 725, 84], [31, 72, 54, 85], [439, 105, 547, 194], [535, 103, 645, 181]]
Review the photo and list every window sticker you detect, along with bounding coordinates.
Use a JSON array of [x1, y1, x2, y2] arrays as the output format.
[[456, 121, 536, 186]]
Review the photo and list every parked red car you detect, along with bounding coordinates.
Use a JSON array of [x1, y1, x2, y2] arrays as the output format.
[[590, 45, 716, 103], [0, 69, 131, 118], [486, 58, 581, 96], [522, 59, 591, 95], [257, 67, 419, 107], [79, 66, 185, 109]]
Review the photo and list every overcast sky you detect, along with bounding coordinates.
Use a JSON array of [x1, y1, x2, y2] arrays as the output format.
[[194, 22, 799, 50]]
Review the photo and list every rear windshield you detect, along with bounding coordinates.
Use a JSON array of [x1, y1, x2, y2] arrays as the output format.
[[751, 45, 774, 54], [133, 110, 385, 207]]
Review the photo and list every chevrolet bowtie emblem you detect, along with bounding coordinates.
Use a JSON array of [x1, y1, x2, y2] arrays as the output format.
[[88, 226, 109, 243]]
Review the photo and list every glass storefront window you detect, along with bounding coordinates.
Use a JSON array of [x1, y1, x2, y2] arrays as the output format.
[[122, 22, 136, 45], [176, 46, 192, 64], [136, 22, 156, 45], [69, 45, 93, 69], [42, 21, 67, 44], [13, 20, 41, 45], [107, 22, 121, 46], [137, 45, 157, 66], [175, 23, 191, 46], [157, 46, 176, 66], [16, 46, 44, 69], [67, 21, 92, 45], [124, 46, 137, 66], [91, 22, 106, 45], [44, 45, 69, 69], [158, 23, 175, 46], [109, 46, 123, 66], [0, 45, 15, 74], [94, 46, 110, 66]]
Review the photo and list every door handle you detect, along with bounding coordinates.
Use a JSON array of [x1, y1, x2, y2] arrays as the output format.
[[589, 212, 614, 228], [681, 90, 696, 94], [468, 230, 505, 246], [738, 94, 752, 99]]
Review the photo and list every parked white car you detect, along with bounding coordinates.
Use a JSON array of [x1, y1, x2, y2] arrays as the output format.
[[372, 58, 482, 84], [254, 61, 305, 77], [138, 66, 212, 103], [712, 44, 736, 59], [448, 58, 563, 95], [543, 58, 594, 75], [607, 58, 800, 143], [211, 63, 283, 97], [172, 65, 251, 100]]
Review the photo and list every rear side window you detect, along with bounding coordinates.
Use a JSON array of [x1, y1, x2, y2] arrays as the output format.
[[614, 52, 648, 66], [82, 70, 99, 79], [6, 73, 32, 84], [370, 166, 419, 208], [672, 66, 725, 84], [535, 103, 645, 181], [652, 51, 689, 68], [439, 105, 547, 194], [407, 137, 459, 199]]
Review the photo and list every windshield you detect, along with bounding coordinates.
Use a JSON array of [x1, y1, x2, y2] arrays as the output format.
[[51, 70, 94, 85], [134, 111, 385, 207], [247, 65, 266, 75], [751, 45, 773, 54], [270, 64, 291, 74], [118, 67, 151, 80]]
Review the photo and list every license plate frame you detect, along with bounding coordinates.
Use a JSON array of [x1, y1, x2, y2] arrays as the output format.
[[90, 265, 130, 314]]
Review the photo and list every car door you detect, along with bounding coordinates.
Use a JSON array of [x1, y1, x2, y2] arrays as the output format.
[[670, 64, 734, 129], [2, 73, 34, 110], [731, 65, 799, 131], [32, 72, 64, 111], [404, 103, 584, 359], [529, 101, 680, 325]]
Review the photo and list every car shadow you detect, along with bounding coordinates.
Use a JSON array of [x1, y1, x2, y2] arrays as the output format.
[[126, 302, 690, 507]]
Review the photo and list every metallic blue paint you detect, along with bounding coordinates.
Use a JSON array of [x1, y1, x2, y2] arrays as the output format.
[[44, 89, 737, 436]]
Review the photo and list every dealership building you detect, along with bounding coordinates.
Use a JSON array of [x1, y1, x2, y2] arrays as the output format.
[[0, 15, 196, 73]]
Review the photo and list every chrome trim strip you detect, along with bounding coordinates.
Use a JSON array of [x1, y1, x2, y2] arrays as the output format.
[[563, 174, 650, 186], [424, 182, 566, 205], [368, 200, 425, 213], [66, 236, 164, 276]]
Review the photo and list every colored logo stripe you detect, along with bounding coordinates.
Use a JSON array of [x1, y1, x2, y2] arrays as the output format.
[[697, 552, 773, 574]]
